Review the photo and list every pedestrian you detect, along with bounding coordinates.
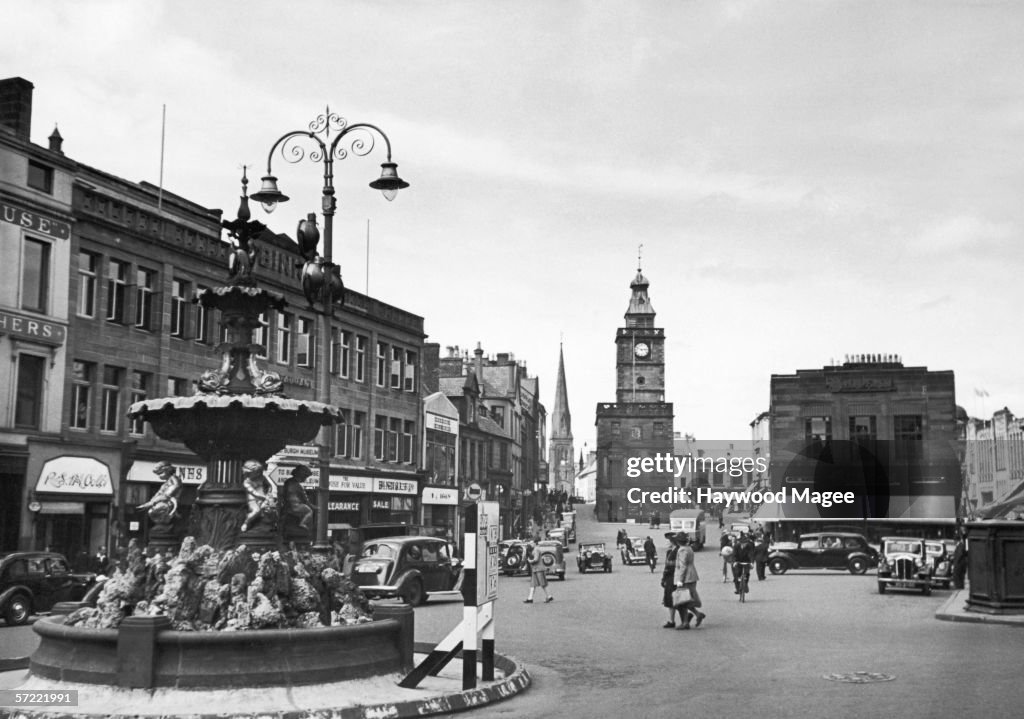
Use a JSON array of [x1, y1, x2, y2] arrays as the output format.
[[523, 542, 554, 603], [654, 510, 661, 529], [718, 512, 725, 530], [672, 532, 705, 630], [643, 535, 657, 573], [90, 546, 110, 574], [952, 531, 968, 590], [661, 532, 681, 628], [720, 532, 734, 582], [616, 528, 627, 551], [753, 531, 769, 581]]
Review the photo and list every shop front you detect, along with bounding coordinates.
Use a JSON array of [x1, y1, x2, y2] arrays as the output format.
[[29, 451, 116, 568], [421, 486, 460, 542]]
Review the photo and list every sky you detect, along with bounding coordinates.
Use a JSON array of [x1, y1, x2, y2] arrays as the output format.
[[5, 0, 1024, 450]]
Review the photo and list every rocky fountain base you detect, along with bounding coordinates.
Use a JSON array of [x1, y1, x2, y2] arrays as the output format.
[[27, 539, 414, 691]]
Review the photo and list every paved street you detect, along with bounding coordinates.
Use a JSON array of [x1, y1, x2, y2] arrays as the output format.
[[414, 507, 1023, 719]]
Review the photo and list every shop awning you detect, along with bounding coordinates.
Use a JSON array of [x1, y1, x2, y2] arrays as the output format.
[[35, 456, 113, 496], [976, 480, 1024, 520]]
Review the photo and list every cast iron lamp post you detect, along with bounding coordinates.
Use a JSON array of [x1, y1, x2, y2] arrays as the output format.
[[250, 108, 409, 548]]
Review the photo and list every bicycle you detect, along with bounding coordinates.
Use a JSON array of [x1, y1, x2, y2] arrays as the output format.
[[735, 562, 752, 603]]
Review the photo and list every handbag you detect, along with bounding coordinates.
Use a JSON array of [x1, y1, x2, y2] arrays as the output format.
[[671, 587, 689, 606]]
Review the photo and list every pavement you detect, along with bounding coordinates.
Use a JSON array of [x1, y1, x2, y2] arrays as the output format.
[[0, 632, 530, 718], [935, 588, 1024, 626]]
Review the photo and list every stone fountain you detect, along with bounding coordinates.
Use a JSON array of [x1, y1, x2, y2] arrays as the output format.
[[13, 178, 416, 702]]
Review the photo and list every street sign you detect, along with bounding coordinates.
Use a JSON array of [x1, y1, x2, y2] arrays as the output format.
[[476, 501, 499, 605], [467, 483, 482, 500]]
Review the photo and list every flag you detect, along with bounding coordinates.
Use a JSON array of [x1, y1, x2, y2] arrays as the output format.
[[974, 388, 989, 397]]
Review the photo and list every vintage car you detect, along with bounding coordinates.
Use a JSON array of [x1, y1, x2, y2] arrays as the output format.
[[533, 540, 566, 580], [669, 509, 707, 550], [577, 542, 613, 573], [352, 536, 462, 606], [767, 532, 878, 575], [546, 527, 570, 551], [561, 511, 577, 543], [499, 540, 529, 576], [620, 536, 648, 565], [877, 537, 933, 595], [0, 551, 97, 625], [926, 539, 956, 589]]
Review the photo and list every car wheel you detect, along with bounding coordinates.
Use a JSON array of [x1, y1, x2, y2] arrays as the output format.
[[878, 582, 886, 594], [401, 579, 425, 607], [922, 584, 931, 596], [768, 558, 788, 575], [848, 558, 868, 575], [4, 594, 32, 626], [558, 572, 565, 581]]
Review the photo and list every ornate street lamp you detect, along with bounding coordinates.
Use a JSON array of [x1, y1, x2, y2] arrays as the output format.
[[250, 107, 409, 548]]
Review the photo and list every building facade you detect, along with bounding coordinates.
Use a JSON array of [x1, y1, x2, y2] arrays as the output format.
[[0, 78, 76, 553], [764, 354, 962, 525], [594, 267, 675, 522], [963, 407, 1024, 516]]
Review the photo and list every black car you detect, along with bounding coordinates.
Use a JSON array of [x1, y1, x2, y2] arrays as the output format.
[[0, 551, 97, 625], [351, 536, 462, 606], [577, 542, 613, 573], [767, 532, 878, 575]]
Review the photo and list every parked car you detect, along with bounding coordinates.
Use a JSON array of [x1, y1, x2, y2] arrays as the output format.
[[877, 537, 933, 595], [767, 532, 878, 575], [532, 540, 566, 581], [620, 536, 647, 565], [669, 509, 707, 550], [0, 551, 97, 625], [561, 511, 577, 543], [351, 536, 462, 606], [546, 527, 569, 551], [577, 542, 613, 573], [499, 540, 528, 576], [926, 539, 956, 589]]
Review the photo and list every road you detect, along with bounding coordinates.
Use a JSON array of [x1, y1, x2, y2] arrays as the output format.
[[2, 508, 1019, 717], [413, 506, 1022, 719]]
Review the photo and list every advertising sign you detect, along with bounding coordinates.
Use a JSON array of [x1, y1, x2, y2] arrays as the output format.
[[476, 500, 500, 605]]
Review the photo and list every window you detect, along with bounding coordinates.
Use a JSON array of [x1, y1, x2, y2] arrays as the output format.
[[297, 317, 313, 367], [135, 268, 156, 330], [71, 361, 93, 430], [333, 409, 350, 458], [129, 371, 151, 435], [390, 347, 402, 389], [631, 426, 642, 440], [894, 414, 923, 462], [330, 328, 347, 376], [170, 280, 188, 337], [167, 376, 188, 396], [376, 342, 387, 387], [276, 312, 292, 364], [492, 406, 505, 428], [402, 420, 415, 463], [252, 312, 268, 358], [355, 335, 367, 382], [352, 411, 365, 460], [804, 417, 832, 443], [27, 160, 53, 193], [106, 259, 127, 322], [101, 366, 122, 433], [195, 286, 210, 343], [21, 238, 50, 313], [78, 251, 98, 318], [849, 415, 877, 443], [404, 351, 416, 392], [340, 331, 352, 378], [374, 415, 387, 460], [388, 418, 400, 462], [14, 354, 46, 429]]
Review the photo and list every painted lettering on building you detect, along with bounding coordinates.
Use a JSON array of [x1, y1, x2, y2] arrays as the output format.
[[0, 200, 71, 240], [0, 310, 66, 345]]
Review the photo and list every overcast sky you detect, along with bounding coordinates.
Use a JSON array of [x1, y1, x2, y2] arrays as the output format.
[[7, 1, 1023, 449]]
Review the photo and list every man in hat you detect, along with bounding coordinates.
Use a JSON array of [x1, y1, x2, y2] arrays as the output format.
[[672, 532, 706, 629]]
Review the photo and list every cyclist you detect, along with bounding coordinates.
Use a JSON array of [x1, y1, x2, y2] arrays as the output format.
[[732, 530, 755, 597]]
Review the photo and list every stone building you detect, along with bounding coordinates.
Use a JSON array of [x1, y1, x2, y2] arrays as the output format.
[[594, 266, 675, 522]]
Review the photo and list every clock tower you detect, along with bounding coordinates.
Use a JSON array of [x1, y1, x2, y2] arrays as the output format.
[[595, 266, 675, 522]]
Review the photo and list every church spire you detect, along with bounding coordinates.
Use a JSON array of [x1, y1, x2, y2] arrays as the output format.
[[552, 342, 572, 440]]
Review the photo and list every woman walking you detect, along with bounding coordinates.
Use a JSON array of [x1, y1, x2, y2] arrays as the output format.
[[523, 543, 554, 603], [660, 532, 680, 627], [673, 532, 706, 629]]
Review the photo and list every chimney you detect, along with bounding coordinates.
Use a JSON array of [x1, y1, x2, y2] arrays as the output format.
[[474, 342, 484, 382], [0, 77, 34, 141]]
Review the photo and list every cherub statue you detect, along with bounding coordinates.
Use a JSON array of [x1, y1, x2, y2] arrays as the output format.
[[137, 461, 183, 525], [281, 465, 314, 535], [240, 459, 278, 533]]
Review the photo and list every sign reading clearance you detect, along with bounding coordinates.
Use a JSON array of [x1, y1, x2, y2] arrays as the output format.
[[36, 456, 113, 495]]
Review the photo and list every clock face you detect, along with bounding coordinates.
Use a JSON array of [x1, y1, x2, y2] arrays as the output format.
[[634, 342, 650, 358]]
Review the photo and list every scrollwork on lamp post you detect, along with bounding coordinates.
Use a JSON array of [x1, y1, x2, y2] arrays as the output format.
[[250, 107, 409, 548]]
